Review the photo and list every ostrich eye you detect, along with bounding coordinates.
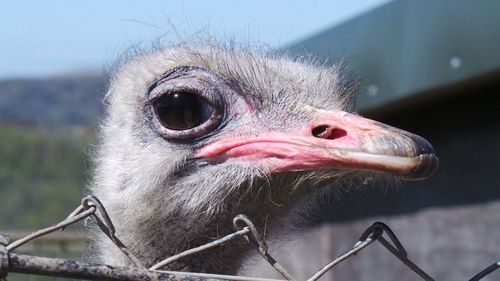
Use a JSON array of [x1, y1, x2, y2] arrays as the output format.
[[147, 66, 227, 140], [154, 91, 215, 130]]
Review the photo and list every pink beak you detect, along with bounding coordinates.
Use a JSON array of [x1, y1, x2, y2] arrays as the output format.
[[197, 110, 438, 180]]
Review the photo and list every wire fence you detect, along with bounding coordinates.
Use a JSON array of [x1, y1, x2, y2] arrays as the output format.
[[0, 195, 498, 281]]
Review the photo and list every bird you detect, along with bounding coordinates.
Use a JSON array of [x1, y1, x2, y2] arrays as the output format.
[[89, 44, 438, 275]]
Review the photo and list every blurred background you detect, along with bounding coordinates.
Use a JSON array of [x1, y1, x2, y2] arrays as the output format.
[[0, 0, 499, 280]]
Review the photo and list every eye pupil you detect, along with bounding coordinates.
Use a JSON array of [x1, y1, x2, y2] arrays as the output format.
[[154, 91, 212, 130]]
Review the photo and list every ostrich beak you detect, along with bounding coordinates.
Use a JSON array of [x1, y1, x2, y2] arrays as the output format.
[[197, 110, 438, 180]]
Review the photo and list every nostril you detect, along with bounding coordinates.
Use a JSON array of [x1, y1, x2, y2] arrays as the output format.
[[311, 125, 329, 138], [329, 128, 347, 139], [311, 125, 347, 140]]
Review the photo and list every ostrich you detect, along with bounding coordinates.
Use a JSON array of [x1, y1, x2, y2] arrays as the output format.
[[90, 45, 438, 275]]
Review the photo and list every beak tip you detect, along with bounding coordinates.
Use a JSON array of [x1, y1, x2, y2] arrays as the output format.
[[410, 134, 435, 156], [405, 153, 439, 181]]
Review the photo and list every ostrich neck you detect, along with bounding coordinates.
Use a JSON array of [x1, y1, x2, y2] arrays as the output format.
[[95, 202, 284, 276], [96, 211, 252, 274], [93, 174, 308, 274]]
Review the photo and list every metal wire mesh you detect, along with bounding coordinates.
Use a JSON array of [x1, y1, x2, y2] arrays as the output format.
[[0, 195, 498, 281]]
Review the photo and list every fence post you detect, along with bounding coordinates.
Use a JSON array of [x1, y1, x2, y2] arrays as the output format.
[[0, 234, 10, 280]]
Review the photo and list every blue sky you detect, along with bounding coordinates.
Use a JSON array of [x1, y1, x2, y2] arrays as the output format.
[[0, 0, 390, 79]]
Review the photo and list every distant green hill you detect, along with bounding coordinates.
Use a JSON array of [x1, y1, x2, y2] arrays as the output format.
[[0, 74, 104, 230], [0, 124, 94, 229], [0, 74, 104, 126]]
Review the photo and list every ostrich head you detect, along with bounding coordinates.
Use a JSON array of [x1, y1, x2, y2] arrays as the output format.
[[90, 45, 438, 274]]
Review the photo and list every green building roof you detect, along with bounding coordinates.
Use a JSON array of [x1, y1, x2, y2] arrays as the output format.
[[285, 0, 500, 112]]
